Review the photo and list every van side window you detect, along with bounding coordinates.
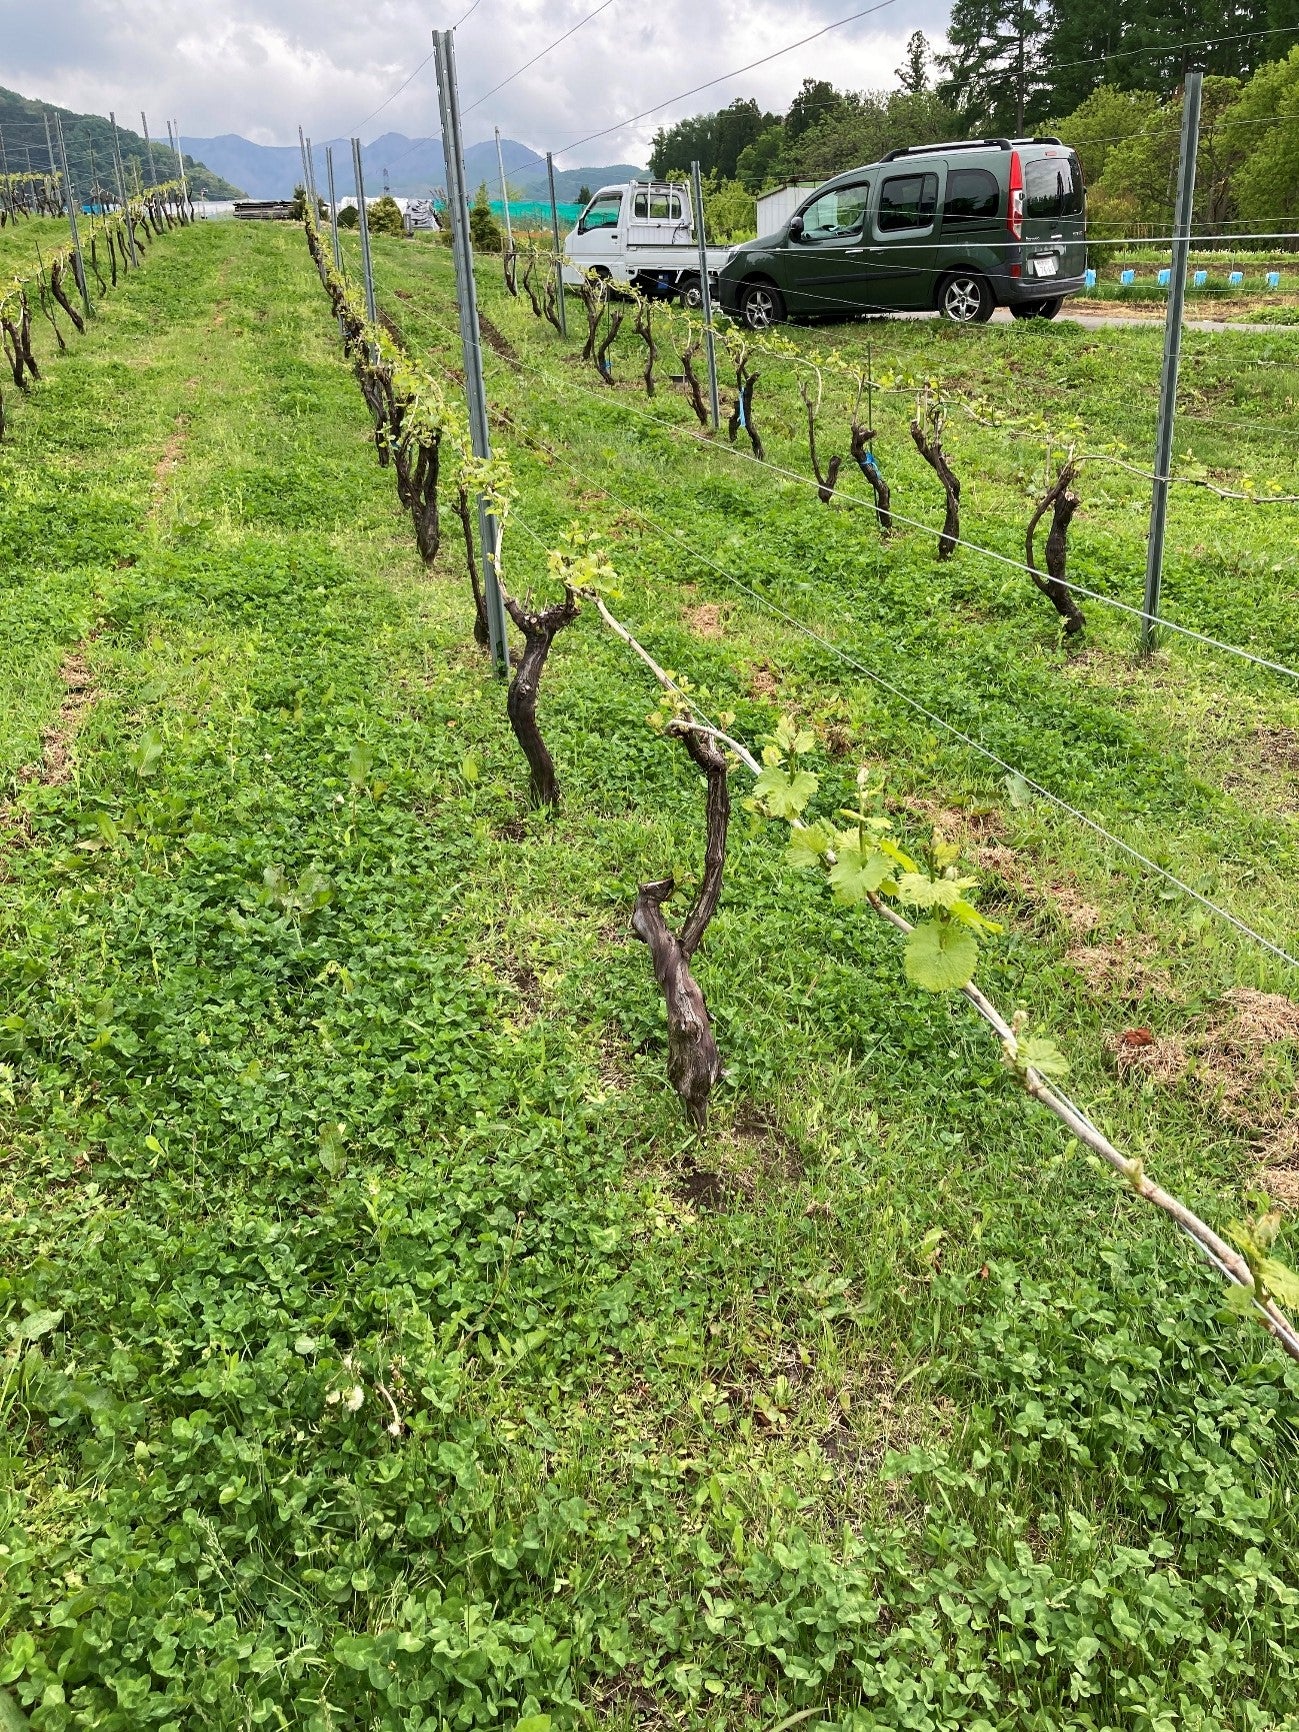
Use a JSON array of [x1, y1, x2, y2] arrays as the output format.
[[878, 172, 938, 232], [582, 192, 622, 231], [1025, 157, 1083, 220], [798, 181, 871, 240], [942, 167, 999, 225]]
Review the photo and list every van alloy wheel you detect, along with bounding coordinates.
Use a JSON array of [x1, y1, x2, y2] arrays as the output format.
[[939, 273, 993, 324], [741, 282, 783, 329]]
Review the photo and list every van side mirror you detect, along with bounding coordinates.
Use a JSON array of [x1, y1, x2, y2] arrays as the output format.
[[788, 214, 805, 240]]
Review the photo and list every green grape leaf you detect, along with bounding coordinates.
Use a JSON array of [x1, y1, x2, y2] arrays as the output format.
[[895, 872, 978, 910], [1018, 1035, 1070, 1079], [786, 821, 836, 870], [753, 765, 819, 820], [877, 836, 920, 874], [828, 843, 892, 905], [904, 918, 979, 991], [950, 898, 1002, 934], [1259, 1256, 1299, 1310]]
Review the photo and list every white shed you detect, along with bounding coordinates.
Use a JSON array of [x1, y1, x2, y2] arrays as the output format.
[[755, 183, 818, 235]]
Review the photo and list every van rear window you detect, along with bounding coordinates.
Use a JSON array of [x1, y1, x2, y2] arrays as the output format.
[[943, 167, 1000, 224], [878, 172, 938, 232], [1025, 157, 1083, 220]]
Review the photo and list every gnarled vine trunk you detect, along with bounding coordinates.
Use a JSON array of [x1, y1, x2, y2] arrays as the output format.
[[801, 380, 842, 505], [910, 407, 960, 560], [850, 422, 892, 534], [501, 586, 580, 807], [728, 361, 763, 460], [1026, 460, 1086, 635], [632, 724, 730, 1129], [455, 485, 490, 649]]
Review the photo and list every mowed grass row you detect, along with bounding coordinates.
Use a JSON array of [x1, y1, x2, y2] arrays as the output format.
[[1, 218, 1298, 1731]]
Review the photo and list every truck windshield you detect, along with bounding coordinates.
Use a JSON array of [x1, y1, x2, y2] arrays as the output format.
[[582, 193, 622, 231]]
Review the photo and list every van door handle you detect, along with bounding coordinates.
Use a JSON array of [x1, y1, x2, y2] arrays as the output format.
[[845, 246, 867, 254]]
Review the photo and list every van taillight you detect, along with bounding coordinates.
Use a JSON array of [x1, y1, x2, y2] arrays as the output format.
[[1008, 149, 1024, 241]]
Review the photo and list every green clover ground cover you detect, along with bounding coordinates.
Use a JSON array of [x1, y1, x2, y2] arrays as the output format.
[[2, 219, 1299, 1731]]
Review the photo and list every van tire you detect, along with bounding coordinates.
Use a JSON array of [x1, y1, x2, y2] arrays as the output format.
[[740, 280, 785, 330], [938, 272, 994, 324]]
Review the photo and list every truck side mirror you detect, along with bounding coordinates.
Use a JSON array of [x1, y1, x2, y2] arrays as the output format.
[[788, 214, 805, 240]]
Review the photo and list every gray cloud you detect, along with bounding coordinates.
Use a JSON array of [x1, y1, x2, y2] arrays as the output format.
[[6, 0, 952, 165]]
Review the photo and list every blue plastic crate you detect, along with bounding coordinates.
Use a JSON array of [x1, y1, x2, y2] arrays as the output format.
[[1267, 270, 1281, 288], [1228, 270, 1244, 286], [1120, 268, 1136, 286], [1084, 267, 1096, 288], [1157, 267, 1171, 287], [1192, 270, 1208, 287]]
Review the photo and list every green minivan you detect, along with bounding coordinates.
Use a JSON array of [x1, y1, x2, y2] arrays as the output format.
[[717, 137, 1087, 328]]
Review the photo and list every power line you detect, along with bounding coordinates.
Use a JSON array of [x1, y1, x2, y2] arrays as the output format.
[[464, 0, 621, 116], [556, 0, 899, 156], [450, 0, 486, 24], [348, 52, 436, 139]]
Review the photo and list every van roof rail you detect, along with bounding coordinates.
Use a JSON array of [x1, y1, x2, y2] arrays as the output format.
[[879, 135, 1064, 162]]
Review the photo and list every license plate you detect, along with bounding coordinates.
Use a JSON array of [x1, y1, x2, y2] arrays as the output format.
[[1030, 256, 1059, 277]]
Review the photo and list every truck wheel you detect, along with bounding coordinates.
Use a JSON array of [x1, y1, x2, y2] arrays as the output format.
[[680, 274, 704, 310], [741, 280, 784, 330], [938, 272, 994, 324]]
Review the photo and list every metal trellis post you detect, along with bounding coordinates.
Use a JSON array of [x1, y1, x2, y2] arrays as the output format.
[[545, 150, 568, 336], [109, 111, 138, 263], [140, 112, 159, 187], [172, 119, 189, 206], [298, 126, 311, 199], [351, 137, 378, 326], [691, 159, 721, 431], [305, 136, 319, 209], [54, 115, 92, 318], [433, 27, 511, 675], [325, 145, 346, 340], [494, 125, 514, 253], [1142, 68, 1202, 656]]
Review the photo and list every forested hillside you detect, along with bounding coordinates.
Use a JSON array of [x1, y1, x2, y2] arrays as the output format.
[[0, 85, 242, 200]]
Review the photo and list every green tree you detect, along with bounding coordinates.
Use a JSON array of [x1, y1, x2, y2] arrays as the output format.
[[1228, 45, 1299, 227], [937, 0, 1049, 133], [649, 98, 778, 179], [736, 125, 787, 193], [1046, 83, 1160, 187], [784, 78, 848, 142], [577, 183, 591, 204], [1087, 76, 1246, 234], [702, 173, 757, 241], [896, 30, 932, 93], [469, 182, 502, 252], [368, 193, 405, 237], [784, 90, 961, 181]]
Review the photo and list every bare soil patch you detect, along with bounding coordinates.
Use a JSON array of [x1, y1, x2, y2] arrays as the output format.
[[683, 602, 725, 639], [17, 643, 98, 791]]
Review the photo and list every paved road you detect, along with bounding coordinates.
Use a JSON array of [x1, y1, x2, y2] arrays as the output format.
[[1000, 307, 1299, 334]]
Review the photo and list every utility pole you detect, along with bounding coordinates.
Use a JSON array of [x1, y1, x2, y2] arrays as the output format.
[[1142, 68, 1202, 656], [110, 111, 138, 262], [494, 126, 514, 254], [54, 114, 92, 318], [140, 112, 159, 186], [544, 150, 568, 336], [433, 27, 512, 675], [351, 136, 377, 325], [690, 160, 721, 431]]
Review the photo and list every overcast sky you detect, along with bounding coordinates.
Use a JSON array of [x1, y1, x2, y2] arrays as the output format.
[[8, 0, 953, 165]]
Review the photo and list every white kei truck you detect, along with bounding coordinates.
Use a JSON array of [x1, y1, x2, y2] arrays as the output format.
[[561, 180, 733, 306]]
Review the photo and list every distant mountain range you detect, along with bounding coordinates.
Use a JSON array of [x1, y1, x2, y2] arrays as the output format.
[[0, 85, 241, 199], [179, 130, 644, 204]]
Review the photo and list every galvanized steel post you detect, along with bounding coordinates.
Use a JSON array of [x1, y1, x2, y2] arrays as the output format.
[[545, 151, 568, 336], [1142, 69, 1202, 655], [109, 111, 138, 264], [691, 159, 721, 431], [54, 114, 92, 318], [351, 137, 378, 327], [494, 125, 514, 253], [433, 27, 511, 675]]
